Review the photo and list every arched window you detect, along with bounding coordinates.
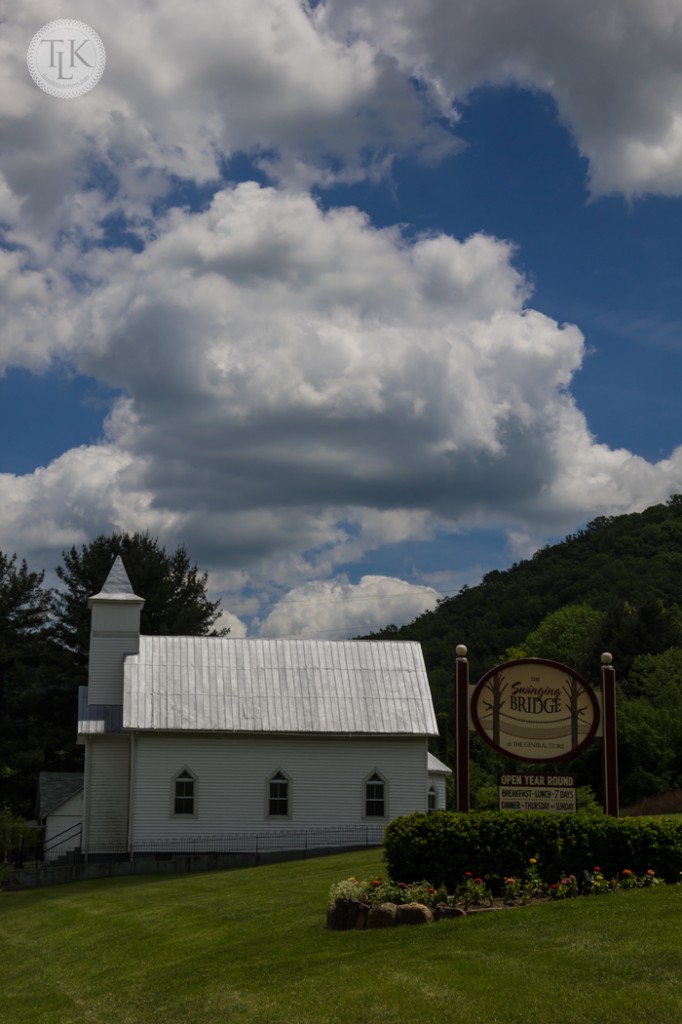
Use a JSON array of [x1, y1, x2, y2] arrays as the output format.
[[172, 767, 197, 816], [364, 770, 387, 818], [267, 769, 291, 818]]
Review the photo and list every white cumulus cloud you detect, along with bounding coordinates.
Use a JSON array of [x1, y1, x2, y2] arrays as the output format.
[[317, 0, 682, 198], [258, 575, 440, 638]]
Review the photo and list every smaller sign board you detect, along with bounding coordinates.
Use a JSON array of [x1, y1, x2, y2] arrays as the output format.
[[497, 772, 577, 813]]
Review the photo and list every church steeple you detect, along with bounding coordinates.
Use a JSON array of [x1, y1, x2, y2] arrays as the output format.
[[87, 557, 145, 705]]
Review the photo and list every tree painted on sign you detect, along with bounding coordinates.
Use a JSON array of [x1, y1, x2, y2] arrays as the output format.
[[481, 670, 506, 747], [562, 675, 587, 750]]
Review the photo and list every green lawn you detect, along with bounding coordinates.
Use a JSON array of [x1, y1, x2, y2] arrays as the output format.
[[1, 851, 681, 1024]]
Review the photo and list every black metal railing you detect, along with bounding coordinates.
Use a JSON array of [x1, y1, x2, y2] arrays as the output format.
[[81, 824, 385, 859], [41, 822, 83, 862]]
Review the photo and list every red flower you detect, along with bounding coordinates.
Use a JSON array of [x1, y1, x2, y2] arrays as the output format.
[[593, 866, 601, 873], [474, 878, 483, 885], [464, 871, 473, 878], [647, 869, 656, 877], [427, 887, 435, 894], [398, 882, 406, 888], [371, 880, 381, 887], [550, 883, 558, 890]]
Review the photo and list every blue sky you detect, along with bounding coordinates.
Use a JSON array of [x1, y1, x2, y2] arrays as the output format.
[[2, 1, 682, 637]]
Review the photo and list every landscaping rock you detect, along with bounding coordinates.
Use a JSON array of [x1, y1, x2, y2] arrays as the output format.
[[396, 902, 433, 925], [327, 898, 369, 930], [354, 903, 369, 930], [433, 904, 466, 921], [366, 902, 398, 928]]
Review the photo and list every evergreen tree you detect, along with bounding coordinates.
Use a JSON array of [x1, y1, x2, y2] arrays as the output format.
[[0, 534, 228, 815], [0, 553, 57, 815], [53, 532, 227, 685]]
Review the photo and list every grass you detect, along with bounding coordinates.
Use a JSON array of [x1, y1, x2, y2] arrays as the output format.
[[2, 851, 682, 1024]]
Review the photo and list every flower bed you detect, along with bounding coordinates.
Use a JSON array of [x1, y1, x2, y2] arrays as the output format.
[[326, 859, 667, 930]]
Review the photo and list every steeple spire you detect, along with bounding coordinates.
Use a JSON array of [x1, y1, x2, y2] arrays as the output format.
[[87, 557, 144, 704], [89, 556, 143, 604]]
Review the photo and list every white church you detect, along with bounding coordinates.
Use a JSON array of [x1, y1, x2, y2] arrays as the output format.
[[76, 558, 450, 857]]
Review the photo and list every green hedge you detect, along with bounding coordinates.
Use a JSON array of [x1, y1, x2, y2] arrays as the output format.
[[383, 811, 682, 891]]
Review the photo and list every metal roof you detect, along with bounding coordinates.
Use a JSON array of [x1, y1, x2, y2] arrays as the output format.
[[77, 686, 124, 735], [427, 752, 452, 775], [89, 556, 144, 604], [37, 772, 83, 819], [123, 636, 438, 737]]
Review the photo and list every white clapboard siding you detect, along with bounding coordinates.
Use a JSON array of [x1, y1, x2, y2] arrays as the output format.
[[130, 733, 428, 844], [90, 599, 143, 634], [428, 775, 447, 810], [84, 736, 130, 849], [88, 635, 140, 705]]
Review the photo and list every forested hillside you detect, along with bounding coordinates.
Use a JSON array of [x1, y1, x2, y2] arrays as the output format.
[[368, 495, 682, 806]]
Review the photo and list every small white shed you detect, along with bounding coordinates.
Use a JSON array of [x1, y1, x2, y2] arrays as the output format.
[[36, 772, 83, 858]]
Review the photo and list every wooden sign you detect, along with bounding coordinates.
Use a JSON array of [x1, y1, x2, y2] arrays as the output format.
[[470, 659, 600, 763]]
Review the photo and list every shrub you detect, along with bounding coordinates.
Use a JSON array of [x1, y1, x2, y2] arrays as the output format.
[[383, 811, 682, 891], [0, 806, 41, 858]]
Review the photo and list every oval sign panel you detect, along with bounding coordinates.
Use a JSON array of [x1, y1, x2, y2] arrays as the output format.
[[471, 659, 600, 763]]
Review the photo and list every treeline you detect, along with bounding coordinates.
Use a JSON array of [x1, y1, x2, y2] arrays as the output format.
[[4, 500, 682, 819], [0, 533, 225, 817], [367, 495, 682, 808]]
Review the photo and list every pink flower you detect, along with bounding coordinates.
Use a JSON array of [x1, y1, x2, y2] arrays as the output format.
[[474, 878, 483, 885]]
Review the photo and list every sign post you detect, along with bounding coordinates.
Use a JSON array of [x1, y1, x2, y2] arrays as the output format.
[[454, 644, 470, 812], [600, 653, 619, 817]]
